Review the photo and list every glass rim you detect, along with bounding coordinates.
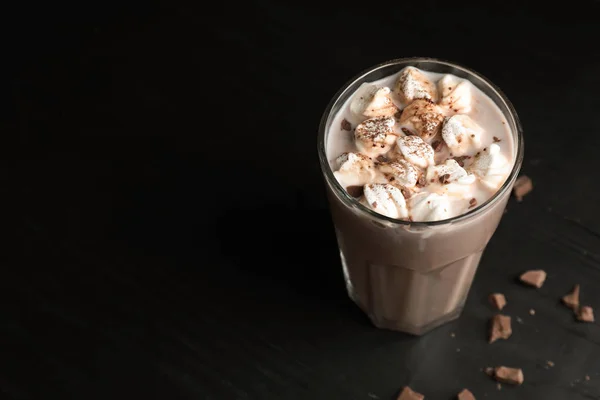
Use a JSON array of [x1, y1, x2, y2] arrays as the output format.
[[317, 57, 524, 227]]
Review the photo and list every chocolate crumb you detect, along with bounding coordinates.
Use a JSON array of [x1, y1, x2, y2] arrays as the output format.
[[457, 136, 462, 143], [397, 386, 424, 400], [469, 198, 477, 208], [493, 136, 501, 143], [489, 293, 506, 310], [394, 110, 403, 119], [457, 388, 475, 400], [346, 186, 364, 198], [520, 269, 546, 288], [376, 155, 389, 163], [470, 134, 475, 138], [489, 314, 512, 343], [401, 127, 413, 136], [562, 284, 580, 310], [577, 306, 594, 322], [372, 201, 378, 208], [547, 361, 555, 368], [416, 175, 427, 188], [389, 176, 396, 182], [380, 144, 385, 148], [483, 147, 487, 152], [431, 139, 443, 152], [485, 367, 495, 377], [341, 119, 352, 131], [439, 174, 451, 184], [401, 188, 411, 199], [430, 179, 435, 183], [513, 175, 533, 202], [494, 366, 524, 385]]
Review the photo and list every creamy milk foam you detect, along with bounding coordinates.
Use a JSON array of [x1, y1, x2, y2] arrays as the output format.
[[327, 67, 514, 222]]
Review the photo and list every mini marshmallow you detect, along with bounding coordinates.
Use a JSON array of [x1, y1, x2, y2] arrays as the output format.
[[350, 84, 398, 118], [377, 159, 419, 188], [354, 116, 397, 156], [438, 74, 473, 114], [363, 183, 408, 219], [396, 135, 435, 168], [441, 115, 483, 157], [395, 66, 438, 105], [398, 99, 445, 142], [426, 159, 476, 185], [410, 192, 451, 222], [468, 144, 510, 190], [333, 152, 378, 188]]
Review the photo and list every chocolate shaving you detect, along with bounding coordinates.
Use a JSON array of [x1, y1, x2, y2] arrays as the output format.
[[493, 367, 524, 385], [489, 314, 512, 343], [341, 118, 352, 131], [489, 293, 506, 310], [346, 185, 364, 198], [469, 198, 477, 209], [397, 386, 424, 400], [562, 284, 580, 310], [493, 136, 501, 143], [513, 175, 533, 202], [577, 306, 594, 322], [453, 155, 471, 167], [431, 140, 443, 152], [457, 389, 475, 400], [439, 174, 451, 184], [520, 269, 546, 288]]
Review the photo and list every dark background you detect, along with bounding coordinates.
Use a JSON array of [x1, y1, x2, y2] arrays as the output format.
[[6, 1, 600, 399]]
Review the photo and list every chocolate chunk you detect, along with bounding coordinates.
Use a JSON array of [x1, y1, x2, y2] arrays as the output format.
[[562, 284, 580, 310], [577, 306, 594, 322], [431, 139, 443, 152], [397, 386, 424, 400], [346, 185, 364, 198], [416, 174, 427, 188], [520, 269, 546, 288], [439, 174, 451, 184], [453, 155, 471, 167], [493, 136, 501, 143], [457, 389, 476, 400], [493, 367, 524, 385], [489, 293, 506, 310], [341, 118, 352, 131], [468, 198, 477, 209], [489, 314, 512, 343], [376, 155, 389, 163], [513, 175, 533, 202], [401, 127, 414, 136]]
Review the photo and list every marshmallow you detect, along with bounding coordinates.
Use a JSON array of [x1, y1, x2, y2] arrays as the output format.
[[354, 116, 397, 156], [438, 74, 472, 114], [396, 135, 435, 168], [350, 84, 398, 118], [398, 99, 445, 141], [395, 67, 438, 105], [426, 159, 476, 185], [468, 144, 510, 190], [377, 159, 419, 188], [363, 183, 408, 219], [333, 152, 377, 188], [441, 115, 483, 157], [410, 192, 452, 222]]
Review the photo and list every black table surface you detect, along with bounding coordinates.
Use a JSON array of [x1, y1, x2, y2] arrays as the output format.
[[7, 2, 600, 399]]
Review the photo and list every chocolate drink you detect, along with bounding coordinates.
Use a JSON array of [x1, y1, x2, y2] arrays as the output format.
[[318, 59, 523, 335]]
